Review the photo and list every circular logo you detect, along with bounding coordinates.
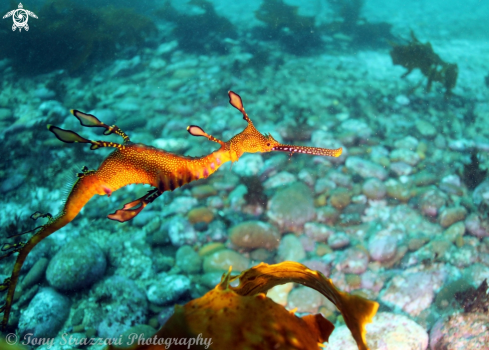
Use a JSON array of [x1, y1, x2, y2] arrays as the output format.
[[12, 9, 28, 28]]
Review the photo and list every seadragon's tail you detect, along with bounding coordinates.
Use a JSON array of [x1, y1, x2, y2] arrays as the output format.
[[0, 109, 128, 330], [0, 170, 105, 330]]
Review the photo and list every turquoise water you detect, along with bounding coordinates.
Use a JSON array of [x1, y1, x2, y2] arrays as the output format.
[[0, 0, 488, 349]]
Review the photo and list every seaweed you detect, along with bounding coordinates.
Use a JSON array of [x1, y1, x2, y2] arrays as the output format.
[[254, 0, 322, 55], [327, 0, 364, 33], [0, 0, 157, 75], [156, 0, 237, 54], [455, 279, 489, 314], [462, 150, 487, 190], [322, 0, 394, 47], [390, 31, 458, 95]]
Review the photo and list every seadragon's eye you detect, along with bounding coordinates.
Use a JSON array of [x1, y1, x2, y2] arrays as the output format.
[[267, 143, 270, 146]]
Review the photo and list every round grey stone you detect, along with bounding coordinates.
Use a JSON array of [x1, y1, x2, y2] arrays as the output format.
[[46, 238, 106, 291]]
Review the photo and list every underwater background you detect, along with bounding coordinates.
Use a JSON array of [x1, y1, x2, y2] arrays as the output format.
[[1, 0, 489, 349]]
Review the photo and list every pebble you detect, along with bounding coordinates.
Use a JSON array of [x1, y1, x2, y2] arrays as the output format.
[[267, 181, 316, 232], [176, 246, 202, 274], [368, 235, 397, 262], [298, 168, 316, 187], [147, 274, 191, 305], [390, 149, 420, 166], [462, 263, 489, 287], [328, 232, 350, 249], [316, 206, 340, 226], [330, 189, 351, 210], [276, 234, 306, 262], [263, 171, 297, 189], [120, 325, 156, 347], [299, 235, 316, 252], [267, 283, 293, 306], [448, 139, 475, 151], [302, 259, 330, 276], [328, 312, 428, 350], [187, 206, 214, 224], [416, 119, 437, 138], [385, 179, 412, 202], [229, 220, 281, 250], [231, 154, 263, 176], [328, 170, 353, 188], [203, 249, 250, 273], [304, 222, 334, 242], [395, 94, 410, 105], [0, 173, 26, 193], [345, 156, 388, 180], [46, 238, 106, 292], [21, 257, 48, 290], [39, 100, 68, 119], [472, 179, 489, 207], [191, 184, 217, 199], [167, 215, 198, 246], [314, 177, 337, 195], [362, 178, 386, 200], [111, 55, 141, 77], [340, 119, 372, 141], [164, 196, 198, 216], [287, 287, 323, 313], [390, 161, 413, 176], [156, 40, 178, 55], [18, 288, 71, 338], [335, 247, 369, 274], [465, 213, 489, 238], [443, 221, 465, 242], [439, 206, 467, 227], [445, 245, 477, 268], [430, 313, 489, 350], [93, 276, 148, 339], [34, 87, 56, 100], [152, 137, 191, 153], [419, 189, 447, 217], [380, 272, 437, 316]]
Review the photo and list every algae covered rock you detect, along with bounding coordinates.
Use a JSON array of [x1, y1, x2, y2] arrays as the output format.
[[18, 287, 71, 338], [92, 276, 148, 339], [46, 237, 106, 291], [329, 312, 428, 350], [276, 234, 306, 262], [176, 245, 203, 274], [267, 181, 316, 232], [229, 221, 281, 250], [147, 274, 191, 306], [203, 249, 250, 273], [430, 313, 489, 350]]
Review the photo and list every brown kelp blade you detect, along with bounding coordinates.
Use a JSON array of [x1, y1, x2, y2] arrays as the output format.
[[230, 262, 378, 350], [273, 144, 343, 158]]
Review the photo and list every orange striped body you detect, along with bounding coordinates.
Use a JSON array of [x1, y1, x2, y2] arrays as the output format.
[[94, 144, 232, 195]]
